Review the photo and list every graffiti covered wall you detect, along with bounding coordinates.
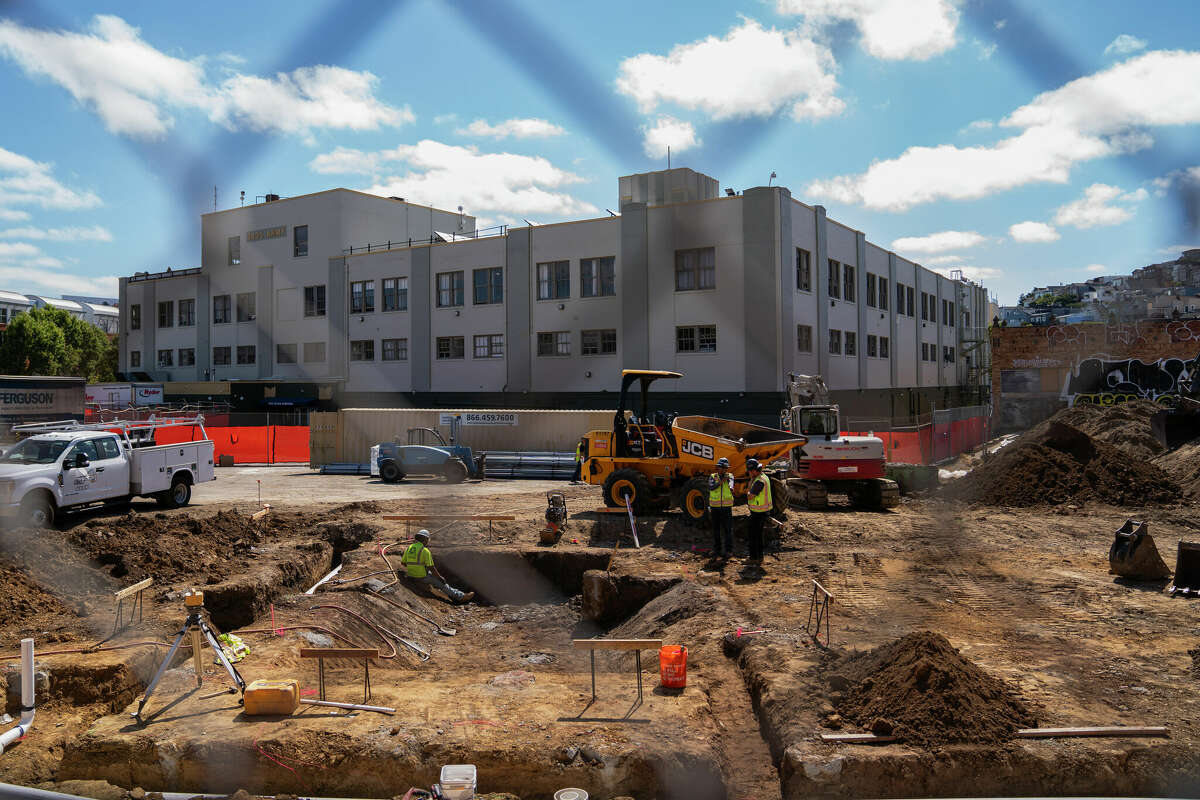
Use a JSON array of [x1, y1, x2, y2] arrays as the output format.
[[992, 320, 1200, 431]]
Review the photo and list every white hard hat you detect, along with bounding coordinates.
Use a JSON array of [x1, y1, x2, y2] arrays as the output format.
[[415, 528, 430, 540]]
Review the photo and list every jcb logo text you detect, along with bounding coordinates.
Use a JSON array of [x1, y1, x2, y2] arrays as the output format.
[[681, 439, 714, 460]]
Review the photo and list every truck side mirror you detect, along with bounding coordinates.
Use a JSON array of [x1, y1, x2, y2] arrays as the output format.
[[74, 454, 90, 469]]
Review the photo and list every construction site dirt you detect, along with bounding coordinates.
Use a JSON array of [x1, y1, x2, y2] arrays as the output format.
[[2, 466, 1200, 800]]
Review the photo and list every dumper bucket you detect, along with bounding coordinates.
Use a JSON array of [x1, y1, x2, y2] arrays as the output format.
[[1167, 541, 1200, 596], [1109, 519, 1171, 581]]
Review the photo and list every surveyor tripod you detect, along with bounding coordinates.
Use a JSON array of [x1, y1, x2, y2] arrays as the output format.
[[133, 590, 246, 722]]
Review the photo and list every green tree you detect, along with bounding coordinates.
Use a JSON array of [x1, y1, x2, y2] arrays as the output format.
[[0, 307, 116, 382]]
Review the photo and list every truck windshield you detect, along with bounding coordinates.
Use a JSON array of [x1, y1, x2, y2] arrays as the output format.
[[0, 438, 70, 464]]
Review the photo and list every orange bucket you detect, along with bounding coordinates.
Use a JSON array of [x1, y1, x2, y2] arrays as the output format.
[[659, 645, 687, 689]]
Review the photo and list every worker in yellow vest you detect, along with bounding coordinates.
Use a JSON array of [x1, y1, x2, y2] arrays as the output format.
[[708, 457, 735, 558], [400, 529, 474, 604], [571, 437, 587, 483], [745, 458, 772, 567]]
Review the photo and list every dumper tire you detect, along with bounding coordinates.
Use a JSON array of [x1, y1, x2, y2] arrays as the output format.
[[379, 460, 404, 483], [603, 469, 652, 513], [679, 476, 709, 526], [769, 476, 789, 520], [157, 476, 191, 509], [442, 459, 468, 484], [20, 492, 55, 528]]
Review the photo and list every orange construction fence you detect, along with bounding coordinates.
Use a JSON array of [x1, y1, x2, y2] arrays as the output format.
[[154, 425, 310, 464], [842, 414, 991, 466]]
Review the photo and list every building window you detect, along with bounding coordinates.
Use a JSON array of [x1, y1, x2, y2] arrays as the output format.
[[157, 301, 174, 328], [213, 295, 231, 324], [920, 292, 930, 321], [879, 277, 889, 311], [383, 277, 408, 311], [276, 343, 297, 364], [130, 304, 141, 330], [944, 345, 956, 363], [178, 299, 195, 327], [304, 285, 326, 317], [473, 334, 504, 358], [582, 328, 617, 355], [796, 248, 812, 291], [473, 267, 504, 305], [157, 349, 173, 367], [581, 257, 616, 297], [382, 338, 408, 361], [867, 334, 877, 357], [676, 325, 717, 353], [130, 350, 141, 368], [674, 247, 715, 291], [537, 331, 571, 357], [945, 300, 955, 326], [880, 336, 890, 358], [303, 342, 325, 363], [845, 331, 857, 356], [828, 259, 841, 299], [436, 336, 465, 360], [350, 280, 375, 313], [237, 345, 256, 365], [536, 261, 570, 300], [436, 271, 465, 307], [213, 346, 231, 366], [236, 292, 256, 322], [843, 263, 856, 303], [177, 348, 194, 367], [896, 283, 905, 315], [907, 286, 915, 317], [293, 224, 308, 257], [797, 324, 813, 353], [228, 236, 240, 266], [866, 273, 877, 308], [350, 340, 374, 361], [828, 329, 841, 355]]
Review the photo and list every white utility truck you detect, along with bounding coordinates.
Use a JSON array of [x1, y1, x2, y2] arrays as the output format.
[[0, 416, 215, 527]]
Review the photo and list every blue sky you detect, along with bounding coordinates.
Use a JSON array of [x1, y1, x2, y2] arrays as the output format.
[[0, 0, 1197, 304]]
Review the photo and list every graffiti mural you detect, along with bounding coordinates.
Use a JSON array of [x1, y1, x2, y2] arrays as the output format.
[[1046, 324, 1085, 348], [1167, 320, 1200, 344], [1064, 353, 1200, 406], [1106, 320, 1148, 347]]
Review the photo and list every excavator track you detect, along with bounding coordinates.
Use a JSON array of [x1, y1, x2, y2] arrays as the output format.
[[876, 478, 900, 510], [787, 478, 828, 510]]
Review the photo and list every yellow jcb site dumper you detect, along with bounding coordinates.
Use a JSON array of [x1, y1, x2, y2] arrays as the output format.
[[580, 370, 805, 523]]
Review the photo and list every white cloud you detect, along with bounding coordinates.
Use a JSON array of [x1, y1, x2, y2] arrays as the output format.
[[615, 19, 844, 122], [777, 0, 959, 61], [642, 116, 700, 158], [457, 118, 565, 139], [0, 15, 411, 139], [0, 242, 40, 258], [891, 230, 987, 254], [962, 119, 994, 133], [994, 19, 1007, 30], [923, 254, 970, 266], [1009, 221, 1060, 243], [1084, 264, 1108, 272], [805, 50, 1200, 211], [0, 225, 112, 242], [934, 265, 1002, 282], [0, 265, 117, 296], [0, 147, 101, 212], [1053, 183, 1144, 229], [974, 39, 997, 60], [312, 140, 597, 219], [1105, 34, 1147, 56], [0, 209, 30, 221], [433, 113, 457, 125]]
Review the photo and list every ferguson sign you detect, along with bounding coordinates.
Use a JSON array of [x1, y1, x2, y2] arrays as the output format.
[[0, 376, 85, 427]]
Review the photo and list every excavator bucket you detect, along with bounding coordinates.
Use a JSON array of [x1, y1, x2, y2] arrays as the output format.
[[1108, 520, 1171, 581], [1167, 541, 1200, 596]]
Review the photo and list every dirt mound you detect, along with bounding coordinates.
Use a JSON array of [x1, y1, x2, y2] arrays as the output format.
[[608, 581, 724, 641], [832, 631, 1037, 746], [1154, 440, 1200, 499], [0, 561, 80, 645], [1051, 401, 1165, 461], [943, 421, 1179, 506]]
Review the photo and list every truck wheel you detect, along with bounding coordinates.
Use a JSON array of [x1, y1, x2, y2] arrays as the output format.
[[603, 469, 651, 513], [379, 460, 404, 483], [679, 476, 709, 526], [442, 459, 468, 484], [157, 477, 191, 509], [20, 494, 55, 528]]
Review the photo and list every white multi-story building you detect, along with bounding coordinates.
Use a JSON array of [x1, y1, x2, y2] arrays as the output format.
[[118, 169, 990, 420]]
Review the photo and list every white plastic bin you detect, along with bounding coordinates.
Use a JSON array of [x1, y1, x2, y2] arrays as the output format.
[[439, 764, 476, 800], [369, 444, 380, 477]]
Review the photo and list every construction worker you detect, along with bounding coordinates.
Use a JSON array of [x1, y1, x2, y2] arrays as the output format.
[[708, 457, 735, 558], [745, 458, 772, 567], [571, 437, 587, 483], [400, 529, 474, 604]]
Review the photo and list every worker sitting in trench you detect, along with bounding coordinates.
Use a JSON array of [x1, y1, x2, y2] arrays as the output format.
[[400, 529, 475, 604]]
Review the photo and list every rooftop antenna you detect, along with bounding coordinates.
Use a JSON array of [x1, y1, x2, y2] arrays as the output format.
[[667, 146, 671, 170], [458, 205, 464, 231], [240, 190, 245, 208], [213, 185, 217, 212], [768, 171, 777, 187]]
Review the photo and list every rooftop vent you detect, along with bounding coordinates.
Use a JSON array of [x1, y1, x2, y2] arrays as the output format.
[[265, 193, 280, 202]]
